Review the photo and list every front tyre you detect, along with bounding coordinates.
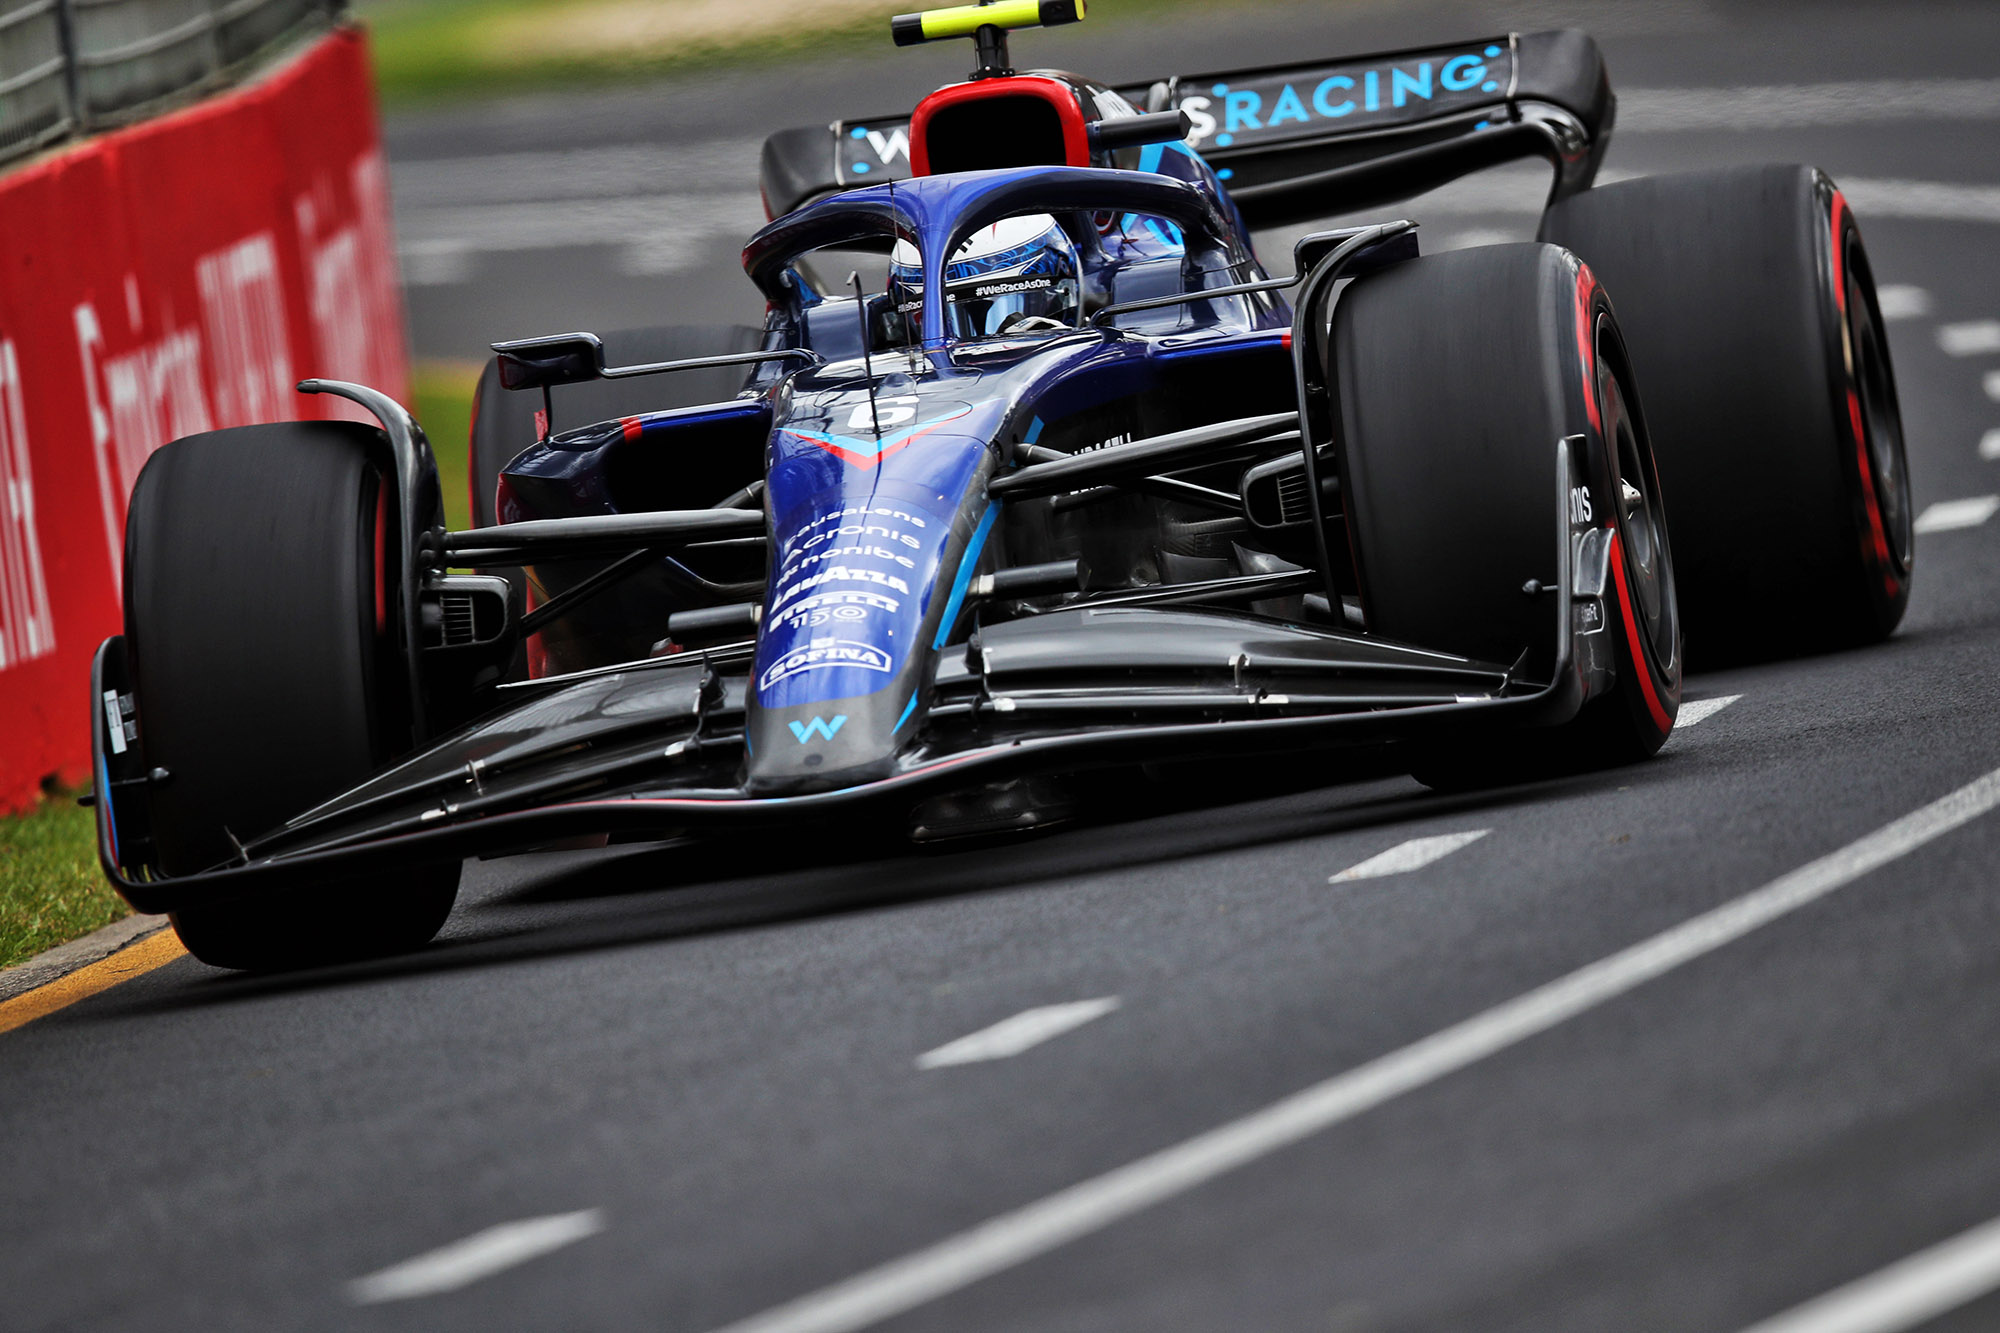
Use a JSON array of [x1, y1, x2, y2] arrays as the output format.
[[1330, 243, 1681, 785], [124, 423, 459, 970]]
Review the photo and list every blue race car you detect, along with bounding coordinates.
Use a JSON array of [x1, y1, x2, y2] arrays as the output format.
[[93, 2, 1912, 968]]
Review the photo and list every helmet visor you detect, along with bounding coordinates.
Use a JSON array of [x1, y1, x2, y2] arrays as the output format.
[[945, 267, 1080, 338], [889, 214, 1081, 342]]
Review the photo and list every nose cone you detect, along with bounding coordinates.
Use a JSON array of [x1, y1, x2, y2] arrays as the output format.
[[743, 383, 1004, 796], [750, 686, 918, 794]]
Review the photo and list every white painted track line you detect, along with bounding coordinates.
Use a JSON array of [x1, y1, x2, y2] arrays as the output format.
[[703, 767, 2000, 1333], [346, 1209, 606, 1303], [1872, 285, 1931, 321], [1938, 320, 2000, 357], [1329, 831, 1490, 882], [1619, 78, 2000, 131], [1982, 429, 2000, 462], [917, 999, 1121, 1070], [1985, 370, 2000, 403], [1735, 1213, 2000, 1333], [1914, 496, 2000, 534], [1676, 695, 1743, 728], [1332, 175, 2000, 228], [1842, 180, 2000, 227]]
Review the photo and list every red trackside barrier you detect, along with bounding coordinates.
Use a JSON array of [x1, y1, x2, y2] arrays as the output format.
[[0, 26, 407, 812]]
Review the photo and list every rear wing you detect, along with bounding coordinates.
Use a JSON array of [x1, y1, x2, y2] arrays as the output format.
[[759, 29, 1612, 227]]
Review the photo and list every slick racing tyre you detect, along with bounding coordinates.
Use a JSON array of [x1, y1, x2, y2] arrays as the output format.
[[1540, 165, 1912, 663], [1332, 243, 1681, 785], [124, 423, 459, 970], [468, 323, 765, 528]]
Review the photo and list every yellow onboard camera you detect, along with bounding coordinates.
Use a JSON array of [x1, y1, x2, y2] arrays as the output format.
[[892, 1, 1084, 78], [891, 1, 1086, 47]]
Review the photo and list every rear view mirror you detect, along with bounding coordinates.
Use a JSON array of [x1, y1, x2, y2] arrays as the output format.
[[1087, 109, 1191, 154], [491, 332, 606, 391]]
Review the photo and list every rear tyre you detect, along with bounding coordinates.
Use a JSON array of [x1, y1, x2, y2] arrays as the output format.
[[124, 423, 459, 970], [1331, 243, 1681, 787], [469, 323, 765, 527], [1540, 165, 1912, 663]]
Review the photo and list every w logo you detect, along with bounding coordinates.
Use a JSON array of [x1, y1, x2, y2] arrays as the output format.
[[789, 714, 848, 744], [865, 128, 909, 165]]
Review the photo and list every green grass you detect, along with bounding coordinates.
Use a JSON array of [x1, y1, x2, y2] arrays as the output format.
[[0, 789, 129, 970], [360, 0, 909, 104], [359, 0, 1249, 104], [414, 360, 481, 532]]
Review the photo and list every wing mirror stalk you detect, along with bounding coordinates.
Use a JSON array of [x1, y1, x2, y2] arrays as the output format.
[[490, 332, 814, 437]]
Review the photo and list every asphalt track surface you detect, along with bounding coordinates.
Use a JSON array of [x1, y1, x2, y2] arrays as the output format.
[[8, 1, 2000, 1329]]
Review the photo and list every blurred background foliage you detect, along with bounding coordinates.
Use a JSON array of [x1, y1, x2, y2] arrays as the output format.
[[357, 0, 1224, 102]]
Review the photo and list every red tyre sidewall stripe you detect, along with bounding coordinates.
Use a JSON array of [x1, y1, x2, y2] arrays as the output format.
[[1828, 189, 1902, 596], [1849, 388, 1896, 581], [1609, 533, 1674, 736], [1574, 262, 1602, 437], [467, 378, 485, 525], [1578, 261, 1668, 732], [371, 481, 388, 636], [1829, 192, 1849, 314]]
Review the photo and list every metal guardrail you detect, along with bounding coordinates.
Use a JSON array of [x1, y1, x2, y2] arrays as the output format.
[[0, 0, 343, 165]]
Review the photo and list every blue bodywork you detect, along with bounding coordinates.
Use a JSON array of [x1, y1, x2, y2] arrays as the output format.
[[503, 130, 1297, 794]]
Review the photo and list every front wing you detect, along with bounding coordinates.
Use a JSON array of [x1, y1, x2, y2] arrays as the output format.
[[90, 437, 1612, 916]]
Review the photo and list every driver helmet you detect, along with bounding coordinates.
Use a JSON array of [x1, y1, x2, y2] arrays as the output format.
[[889, 213, 1080, 340]]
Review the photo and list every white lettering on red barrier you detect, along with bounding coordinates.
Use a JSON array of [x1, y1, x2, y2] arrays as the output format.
[[296, 151, 406, 411], [0, 28, 401, 807], [197, 231, 295, 425], [76, 294, 215, 572], [0, 339, 55, 672], [75, 297, 214, 577]]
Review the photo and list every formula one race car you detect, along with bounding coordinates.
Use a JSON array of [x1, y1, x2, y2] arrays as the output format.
[[92, 2, 1912, 969]]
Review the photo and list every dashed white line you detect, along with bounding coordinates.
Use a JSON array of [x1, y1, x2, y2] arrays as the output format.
[[1437, 227, 1517, 251], [1619, 78, 2000, 131], [346, 1209, 606, 1304], [1676, 695, 1742, 728], [1914, 496, 2000, 534], [1329, 830, 1490, 882], [1985, 370, 2000, 402], [1315, 174, 2000, 228], [916, 998, 1121, 1069], [1938, 320, 2000, 357], [1872, 285, 1932, 321], [705, 767, 2000, 1333], [1981, 428, 2000, 462], [1842, 179, 2000, 227], [393, 192, 765, 284], [1734, 1213, 2000, 1333], [388, 139, 765, 208]]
